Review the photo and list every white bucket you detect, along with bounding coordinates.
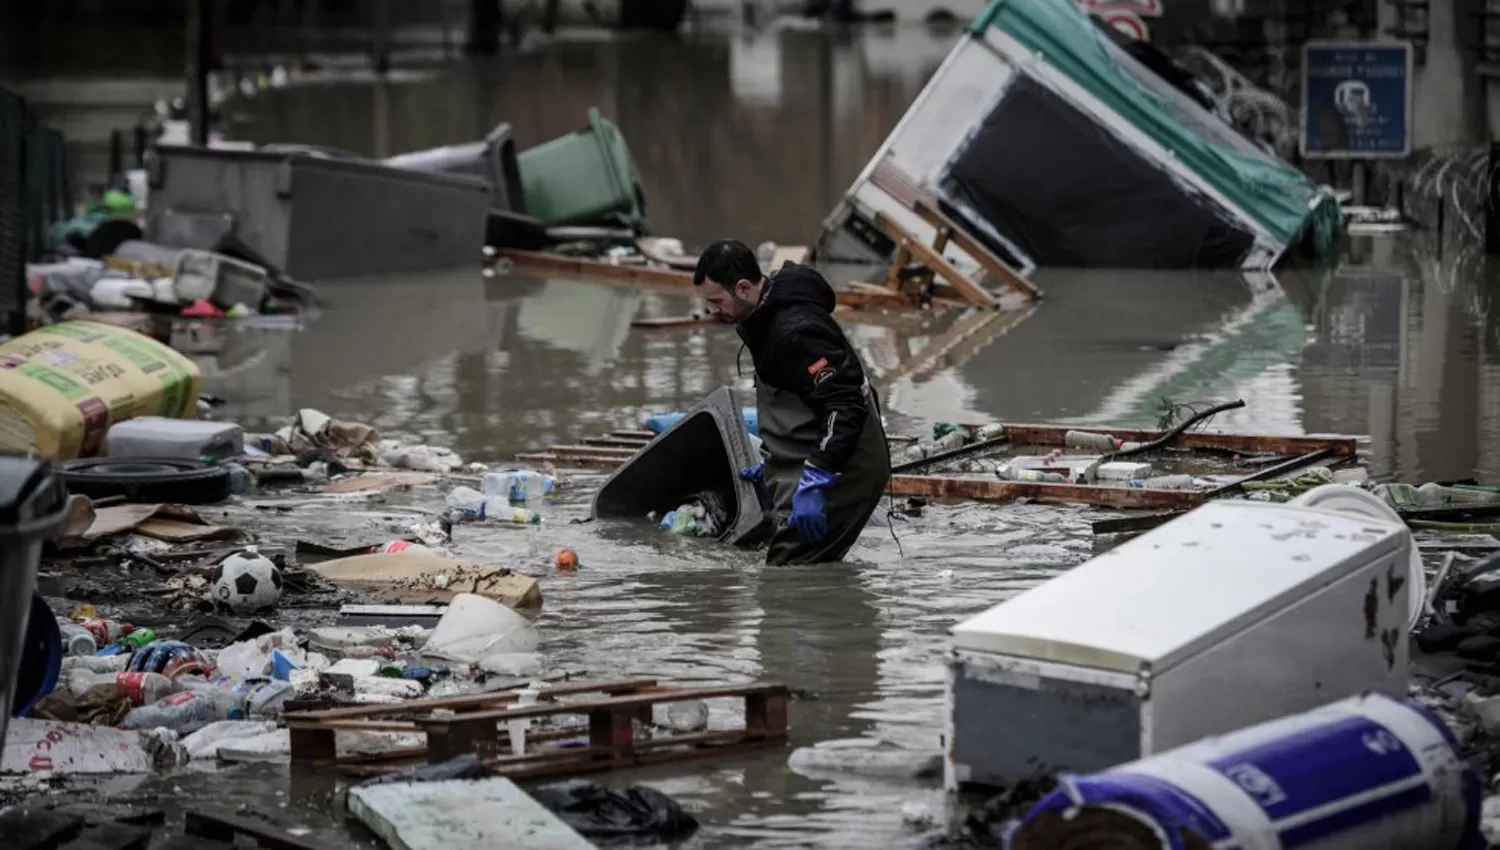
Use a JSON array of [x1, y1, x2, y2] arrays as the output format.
[[1010, 692, 1480, 850], [1290, 484, 1425, 629]]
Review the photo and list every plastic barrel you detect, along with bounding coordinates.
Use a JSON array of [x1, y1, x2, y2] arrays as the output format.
[[1011, 692, 1481, 850], [0, 457, 70, 746]]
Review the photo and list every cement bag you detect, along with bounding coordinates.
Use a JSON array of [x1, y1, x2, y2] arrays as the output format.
[[0, 321, 201, 459]]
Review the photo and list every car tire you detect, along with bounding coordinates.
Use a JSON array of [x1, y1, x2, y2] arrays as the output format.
[[61, 458, 233, 505]]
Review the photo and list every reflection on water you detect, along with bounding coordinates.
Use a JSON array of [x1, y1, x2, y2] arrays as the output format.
[[26, 22, 1500, 849]]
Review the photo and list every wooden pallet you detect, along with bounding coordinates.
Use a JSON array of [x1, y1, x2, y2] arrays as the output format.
[[286, 679, 788, 778]]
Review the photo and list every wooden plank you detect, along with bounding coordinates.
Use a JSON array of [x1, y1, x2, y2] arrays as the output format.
[[912, 200, 1041, 300], [873, 212, 999, 309], [546, 444, 640, 458], [980, 423, 1360, 458], [612, 430, 655, 439], [633, 315, 716, 328], [887, 475, 1206, 510], [500, 249, 959, 312], [287, 679, 660, 725], [412, 682, 789, 727], [582, 436, 651, 448], [515, 452, 625, 470]]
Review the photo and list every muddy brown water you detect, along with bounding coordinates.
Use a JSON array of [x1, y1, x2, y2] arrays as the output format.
[[13, 22, 1500, 850]]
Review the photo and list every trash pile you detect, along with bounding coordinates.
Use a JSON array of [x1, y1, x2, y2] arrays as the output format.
[[28, 231, 315, 330]]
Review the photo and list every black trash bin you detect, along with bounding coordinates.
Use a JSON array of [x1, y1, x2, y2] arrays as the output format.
[[0, 457, 69, 745]]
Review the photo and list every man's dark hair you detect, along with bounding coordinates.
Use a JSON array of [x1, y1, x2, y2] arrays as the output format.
[[693, 239, 763, 288]]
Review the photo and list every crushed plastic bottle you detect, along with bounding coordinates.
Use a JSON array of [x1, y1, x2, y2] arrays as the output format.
[[65, 670, 176, 706], [79, 618, 134, 646], [120, 688, 244, 734], [62, 654, 131, 675], [58, 623, 98, 657], [482, 469, 556, 504]]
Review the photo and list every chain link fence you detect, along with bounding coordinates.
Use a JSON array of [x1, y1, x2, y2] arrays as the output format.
[[0, 85, 73, 337]]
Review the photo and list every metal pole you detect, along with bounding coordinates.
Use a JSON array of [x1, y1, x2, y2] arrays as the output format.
[[186, 0, 211, 147], [1487, 142, 1500, 256]]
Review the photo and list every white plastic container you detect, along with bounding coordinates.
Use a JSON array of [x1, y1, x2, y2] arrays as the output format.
[[1095, 461, 1153, 482], [946, 500, 1413, 792], [106, 416, 244, 462], [482, 469, 556, 503], [1010, 692, 1480, 850]]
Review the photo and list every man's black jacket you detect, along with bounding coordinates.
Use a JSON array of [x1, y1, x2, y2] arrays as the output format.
[[736, 263, 871, 474]]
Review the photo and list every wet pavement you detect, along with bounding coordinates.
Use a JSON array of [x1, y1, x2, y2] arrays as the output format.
[[12, 20, 1500, 850]]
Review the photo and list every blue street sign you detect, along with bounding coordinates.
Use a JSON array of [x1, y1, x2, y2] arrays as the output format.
[[1300, 41, 1413, 159]]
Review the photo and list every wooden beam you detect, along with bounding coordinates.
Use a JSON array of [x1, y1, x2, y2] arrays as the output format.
[[498, 249, 960, 312], [516, 452, 626, 469], [873, 212, 999, 309], [978, 423, 1360, 458], [912, 200, 1041, 300], [888, 474, 1206, 510]]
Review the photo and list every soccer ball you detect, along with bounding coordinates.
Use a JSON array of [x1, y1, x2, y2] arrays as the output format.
[[211, 546, 284, 613]]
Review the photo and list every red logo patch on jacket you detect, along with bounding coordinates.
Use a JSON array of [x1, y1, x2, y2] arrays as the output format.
[[807, 357, 828, 375]]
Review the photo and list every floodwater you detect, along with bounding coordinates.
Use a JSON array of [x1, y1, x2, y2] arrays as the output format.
[[15, 20, 1500, 850]]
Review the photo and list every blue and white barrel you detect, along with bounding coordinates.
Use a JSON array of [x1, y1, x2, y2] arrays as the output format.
[[1009, 692, 1481, 850]]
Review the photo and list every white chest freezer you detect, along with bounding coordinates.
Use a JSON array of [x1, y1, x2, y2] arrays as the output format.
[[945, 499, 1413, 793]]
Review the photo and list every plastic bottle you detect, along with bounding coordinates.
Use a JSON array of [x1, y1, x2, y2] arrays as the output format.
[[508, 687, 540, 755], [187, 676, 296, 718], [65, 670, 176, 706], [122, 628, 158, 650], [79, 618, 134, 646], [445, 485, 489, 521], [224, 462, 255, 494], [1133, 474, 1199, 490], [504, 507, 542, 525], [482, 470, 557, 504], [62, 653, 130, 674], [120, 688, 243, 734], [57, 623, 98, 657]]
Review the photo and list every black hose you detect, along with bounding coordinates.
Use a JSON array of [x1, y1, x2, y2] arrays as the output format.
[[1081, 398, 1247, 484]]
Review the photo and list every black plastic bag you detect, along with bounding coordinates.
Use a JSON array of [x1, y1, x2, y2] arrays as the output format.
[[529, 780, 698, 841]]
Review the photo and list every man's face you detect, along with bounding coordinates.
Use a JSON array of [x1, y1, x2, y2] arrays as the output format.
[[697, 278, 757, 324]]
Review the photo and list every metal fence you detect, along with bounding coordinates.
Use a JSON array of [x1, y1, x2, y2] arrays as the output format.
[[0, 85, 72, 336]]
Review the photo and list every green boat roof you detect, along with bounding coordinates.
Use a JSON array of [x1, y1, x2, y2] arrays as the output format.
[[970, 0, 1340, 257]]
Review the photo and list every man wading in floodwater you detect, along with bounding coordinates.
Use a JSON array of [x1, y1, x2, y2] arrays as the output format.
[[693, 240, 892, 565]]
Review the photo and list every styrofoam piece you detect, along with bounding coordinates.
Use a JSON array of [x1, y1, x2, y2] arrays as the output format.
[[1290, 483, 1425, 629], [422, 593, 540, 663], [1012, 693, 1479, 850], [593, 386, 770, 547], [2, 718, 156, 774], [348, 777, 598, 850], [106, 416, 244, 462]]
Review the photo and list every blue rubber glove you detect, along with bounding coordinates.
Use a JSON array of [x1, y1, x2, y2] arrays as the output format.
[[788, 464, 836, 542], [739, 463, 772, 509]]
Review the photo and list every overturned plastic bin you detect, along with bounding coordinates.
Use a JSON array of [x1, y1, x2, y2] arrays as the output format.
[[145, 145, 491, 281], [1011, 692, 1480, 850], [383, 122, 528, 215], [946, 499, 1414, 793], [0, 457, 70, 746], [593, 387, 770, 547]]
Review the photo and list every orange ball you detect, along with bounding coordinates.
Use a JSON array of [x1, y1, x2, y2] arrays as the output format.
[[554, 548, 579, 571]]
